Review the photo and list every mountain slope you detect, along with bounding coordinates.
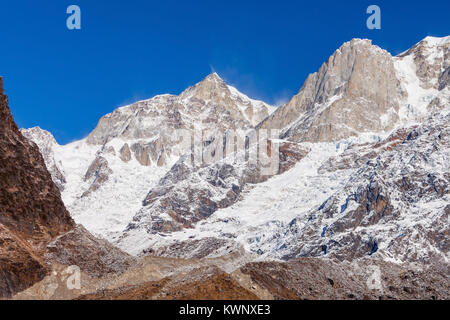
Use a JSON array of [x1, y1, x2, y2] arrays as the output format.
[[22, 74, 276, 243], [86, 73, 274, 146], [0, 77, 75, 297]]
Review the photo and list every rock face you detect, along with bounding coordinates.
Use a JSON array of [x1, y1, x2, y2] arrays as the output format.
[[260, 39, 405, 142], [1, 78, 134, 299], [87, 73, 274, 146], [118, 140, 308, 253], [394, 36, 450, 123], [398, 36, 450, 91], [85, 73, 275, 168], [0, 77, 75, 298], [119, 143, 131, 162], [0, 224, 47, 298]]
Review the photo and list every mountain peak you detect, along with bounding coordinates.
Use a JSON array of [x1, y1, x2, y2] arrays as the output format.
[[200, 72, 225, 85], [336, 38, 389, 57], [0, 76, 3, 95], [206, 72, 223, 80], [259, 36, 401, 142], [181, 72, 228, 98]]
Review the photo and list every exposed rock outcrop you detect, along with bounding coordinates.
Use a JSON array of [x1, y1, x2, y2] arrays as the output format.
[[398, 36, 449, 91], [0, 77, 74, 298], [259, 39, 405, 142], [119, 139, 309, 250]]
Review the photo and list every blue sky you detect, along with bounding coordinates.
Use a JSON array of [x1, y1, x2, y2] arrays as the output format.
[[0, 0, 449, 144]]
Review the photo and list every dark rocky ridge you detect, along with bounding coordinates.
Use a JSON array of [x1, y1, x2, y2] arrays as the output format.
[[1, 78, 135, 298], [0, 77, 75, 297]]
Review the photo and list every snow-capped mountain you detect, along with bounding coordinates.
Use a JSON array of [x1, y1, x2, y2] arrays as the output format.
[[22, 36, 449, 267], [22, 73, 275, 241]]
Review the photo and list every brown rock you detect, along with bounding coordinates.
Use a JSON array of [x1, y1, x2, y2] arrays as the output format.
[[260, 39, 404, 142], [0, 77, 74, 297]]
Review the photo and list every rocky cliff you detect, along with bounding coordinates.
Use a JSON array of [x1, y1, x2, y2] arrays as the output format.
[[0, 77, 74, 297], [259, 39, 405, 142], [20, 74, 277, 243]]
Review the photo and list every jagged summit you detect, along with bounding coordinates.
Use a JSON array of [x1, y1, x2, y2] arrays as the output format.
[[190, 72, 225, 88], [394, 34, 449, 123], [0, 76, 3, 95], [398, 35, 450, 57], [259, 34, 448, 143], [336, 38, 390, 56]]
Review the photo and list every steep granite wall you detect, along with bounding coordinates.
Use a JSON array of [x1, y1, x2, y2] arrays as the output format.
[[0, 77, 75, 297]]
